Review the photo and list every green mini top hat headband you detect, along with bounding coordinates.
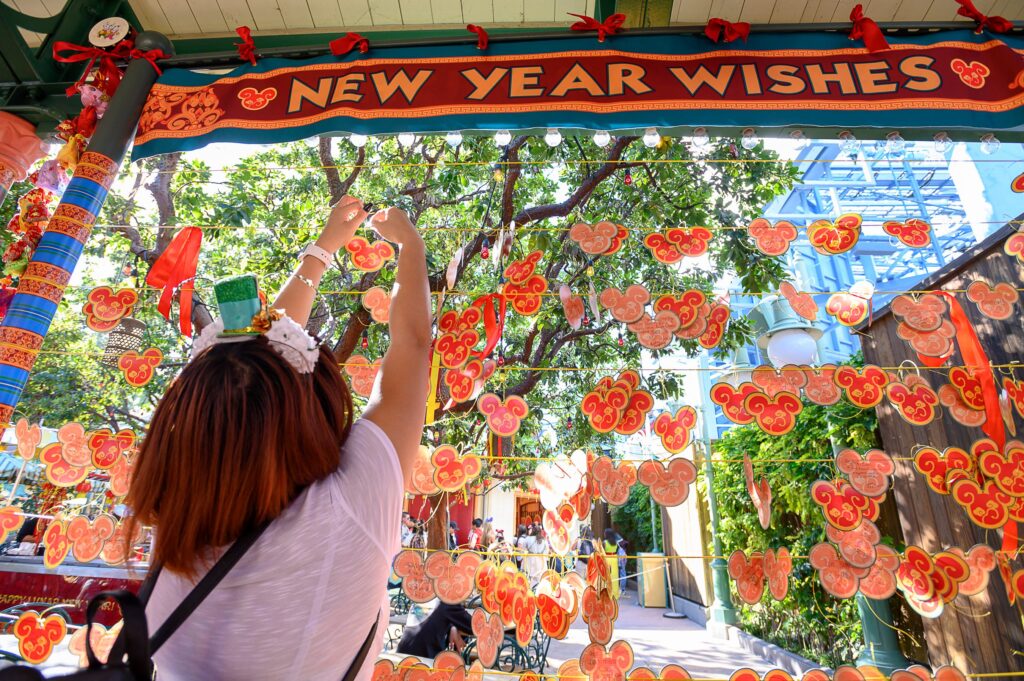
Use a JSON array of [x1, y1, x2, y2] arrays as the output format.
[[214, 274, 264, 336], [191, 274, 320, 373]]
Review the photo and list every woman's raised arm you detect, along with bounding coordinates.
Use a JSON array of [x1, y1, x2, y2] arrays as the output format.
[[272, 195, 367, 327], [362, 207, 432, 481]]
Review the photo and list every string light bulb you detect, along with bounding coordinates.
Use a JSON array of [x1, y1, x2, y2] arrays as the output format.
[[481, 236, 491, 260], [691, 127, 710, 150], [885, 131, 906, 157], [789, 130, 810, 150], [397, 132, 415, 146], [643, 127, 660, 148], [838, 130, 860, 156], [980, 133, 1001, 155], [446, 131, 463, 147], [494, 130, 512, 147], [593, 130, 611, 147], [348, 133, 367, 148], [544, 128, 563, 147], [623, 170, 633, 186], [585, 265, 595, 277], [740, 127, 759, 150], [932, 132, 952, 155], [360, 331, 369, 350]]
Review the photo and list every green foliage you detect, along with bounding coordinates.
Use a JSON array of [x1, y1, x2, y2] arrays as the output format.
[[14, 135, 796, 449], [611, 482, 664, 578], [709, 354, 881, 667]]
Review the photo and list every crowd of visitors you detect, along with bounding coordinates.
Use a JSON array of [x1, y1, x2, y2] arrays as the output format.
[[396, 511, 629, 598]]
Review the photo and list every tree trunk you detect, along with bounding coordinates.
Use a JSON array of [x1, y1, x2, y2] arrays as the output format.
[[427, 494, 448, 550]]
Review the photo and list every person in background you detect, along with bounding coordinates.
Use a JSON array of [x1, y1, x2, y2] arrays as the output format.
[[603, 528, 621, 599], [127, 199, 432, 680], [466, 518, 484, 550], [401, 512, 414, 547], [396, 602, 474, 658], [522, 525, 549, 585], [487, 529, 513, 558], [574, 526, 594, 577], [514, 524, 529, 569], [614, 530, 628, 594], [409, 521, 426, 550], [448, 521, 459, 551]]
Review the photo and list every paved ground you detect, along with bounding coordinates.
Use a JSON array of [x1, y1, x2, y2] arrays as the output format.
[[546, 588, 778, 679]]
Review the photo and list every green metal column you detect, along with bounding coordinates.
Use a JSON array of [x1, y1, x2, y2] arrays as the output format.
[[698, 353, 738, 627]]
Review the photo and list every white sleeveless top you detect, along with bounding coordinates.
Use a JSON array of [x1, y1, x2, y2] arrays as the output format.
[[146, 419, 403, 681]]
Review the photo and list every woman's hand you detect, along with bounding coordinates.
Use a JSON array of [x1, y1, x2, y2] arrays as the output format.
[[369, 207, 420, 246], [316, 194, 368, 254]]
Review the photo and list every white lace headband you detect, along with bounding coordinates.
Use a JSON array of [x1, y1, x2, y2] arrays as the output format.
[[191, 313, 320, 374]]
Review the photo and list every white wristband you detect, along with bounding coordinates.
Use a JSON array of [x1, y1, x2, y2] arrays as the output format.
[[301, 244, 334, 268]]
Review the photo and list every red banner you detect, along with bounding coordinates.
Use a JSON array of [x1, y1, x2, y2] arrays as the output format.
[[132, 34, 1024, 159]]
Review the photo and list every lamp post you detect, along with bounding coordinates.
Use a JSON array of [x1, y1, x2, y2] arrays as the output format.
[[697, 352, 738, 631], [748, 296, 910, 674]]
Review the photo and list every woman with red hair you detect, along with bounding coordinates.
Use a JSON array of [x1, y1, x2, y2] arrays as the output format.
[[127, 197, 431, 680]]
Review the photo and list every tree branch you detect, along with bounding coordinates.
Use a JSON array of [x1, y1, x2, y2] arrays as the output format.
[[318, 137, 344, 201], [500, 136, 529, 226], [511, 136, 637, 225]]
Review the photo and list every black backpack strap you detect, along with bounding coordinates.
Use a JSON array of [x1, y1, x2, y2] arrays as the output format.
[[341, 612, 380, 681], [149, 520, 271, 654], [85, 590, 152, 679]]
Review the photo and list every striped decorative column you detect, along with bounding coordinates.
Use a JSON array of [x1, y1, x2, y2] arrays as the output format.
[[0, 31, 173, 426]]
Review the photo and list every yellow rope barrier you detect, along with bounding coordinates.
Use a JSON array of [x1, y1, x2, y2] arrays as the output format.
[[95, 219, 1023, 233]]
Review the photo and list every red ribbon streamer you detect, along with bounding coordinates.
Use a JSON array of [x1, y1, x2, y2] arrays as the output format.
[[848, 4, 889, 52], [915, 292, 1015, 551], [466, 24, 489, 50], [235, 26, 258, 65], [330, 33, 370, 57], [704, 18, 751, 43], [568, 13, 626, 42], [471, 293, 507, 361], [146, 227, 203, 337], [955, 0, 1014, 33]]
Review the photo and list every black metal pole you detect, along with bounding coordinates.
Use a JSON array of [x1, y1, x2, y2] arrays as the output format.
[[0, 30, 173, 428]]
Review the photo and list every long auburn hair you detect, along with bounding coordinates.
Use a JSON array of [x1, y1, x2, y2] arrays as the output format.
[[126, 339, 353, 575]]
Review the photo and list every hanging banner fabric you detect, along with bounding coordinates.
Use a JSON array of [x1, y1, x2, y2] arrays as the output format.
[[131, 30, 1024, 160]]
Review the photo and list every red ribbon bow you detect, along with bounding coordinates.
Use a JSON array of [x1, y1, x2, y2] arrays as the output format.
[[568, 13, 626, 42], [52, 41, 127, 96], [330, 32, 370, 57], [146, 227, 203, 337], [128, 48, 167, 76], [848, 4, 889, 52], [467, 24, 489, 50], [235, 26, 257, 65], [704, 17, 750, 43], [955, 0, 1014, 33]]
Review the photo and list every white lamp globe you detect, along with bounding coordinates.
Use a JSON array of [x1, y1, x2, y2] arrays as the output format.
[[348, 133, 367, 148], [643, 127, 660, 147], [544, 128, 563, 147], [494, 130, 512, 146], [766, 328, 818, 368], [445, 131, 464, 147], [397, 132, 415, 146], [593, 130, 611, 147]]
